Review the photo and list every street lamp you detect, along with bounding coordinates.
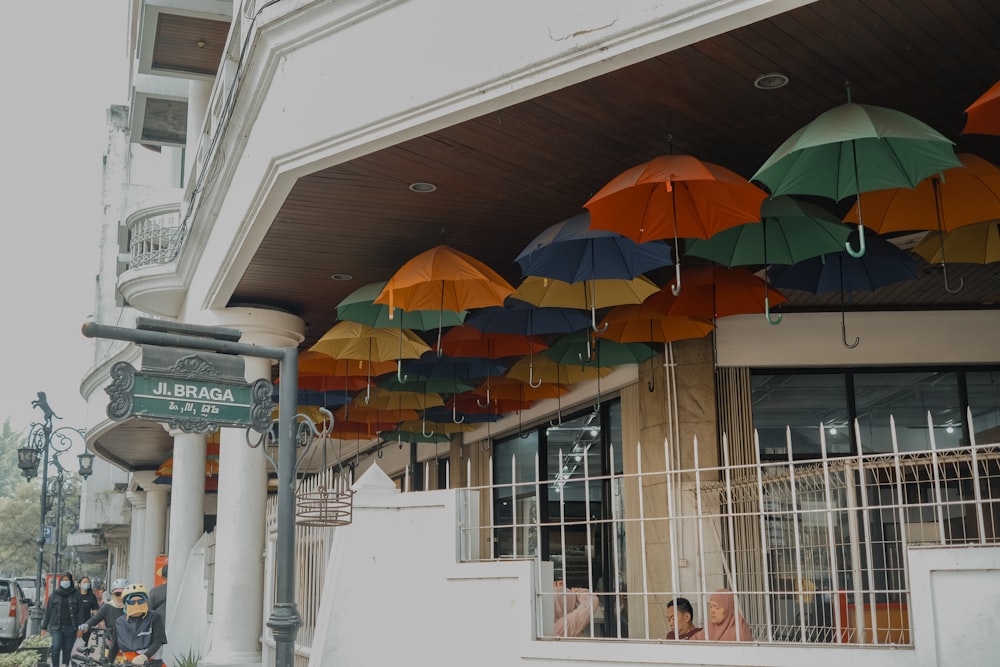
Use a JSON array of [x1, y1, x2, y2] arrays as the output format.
[[19, 392, 91, 635]]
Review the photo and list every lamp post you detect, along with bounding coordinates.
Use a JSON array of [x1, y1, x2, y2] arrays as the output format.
[[18, 392, 93, 636]]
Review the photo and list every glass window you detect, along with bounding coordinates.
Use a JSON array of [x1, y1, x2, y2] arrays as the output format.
[[853, 371, 961, 452], [967, 370, 1000, 444], [751, 373, 851, 460], [494, 430, 540, 558]]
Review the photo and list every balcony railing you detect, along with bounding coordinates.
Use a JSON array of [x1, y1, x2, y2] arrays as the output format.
[[126, 205, 185, 269]]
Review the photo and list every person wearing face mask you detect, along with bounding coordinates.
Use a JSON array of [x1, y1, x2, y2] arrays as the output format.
[[41, 572, 84, 667], [75, 577, 100, 646], [110, 583, 167, 666], [77, 578, 129, 658]]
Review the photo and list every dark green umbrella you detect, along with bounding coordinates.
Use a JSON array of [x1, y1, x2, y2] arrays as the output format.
[[544, 330, 656, 367], [685, 197, 852, 267], [752, 91, 961, 258], [336, 280, 467, 330], [379, 374, 474, 395]]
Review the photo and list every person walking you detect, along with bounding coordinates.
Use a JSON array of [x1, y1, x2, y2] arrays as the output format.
[[75, 576, 101, 645], [77, 578, 129, 656], [41, 572, 84, 667]]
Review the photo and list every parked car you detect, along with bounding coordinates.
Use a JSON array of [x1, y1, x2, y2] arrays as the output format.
[[14, 578, 36, 606], [0, 579, 28, 650]]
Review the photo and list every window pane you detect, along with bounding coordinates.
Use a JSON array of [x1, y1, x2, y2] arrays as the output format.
[[494, 431, 539, 557], [853, 371, 961, 452], [547, 411, 602, 520], [751, 373, 850, 460], [967, 370, 1000, 444]]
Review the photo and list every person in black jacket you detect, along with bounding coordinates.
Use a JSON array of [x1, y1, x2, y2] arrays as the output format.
[[76, 576, 100, 644], [77, 578, 129, 655], [41, 572, 83, 667], [110, 583, 167, 667]]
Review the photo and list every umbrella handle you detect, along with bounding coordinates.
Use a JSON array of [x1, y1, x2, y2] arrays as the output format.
[[942, 263, 965, 294], [422, 417, 435, 438], [528, 349, 542, 388], [845, 224, 867, 258], [452, 404, 465, 424], [841, 310, 860, 349], [518, 409, 529, 439], [591, 302, 608, 333], [476, 387, 491, 408], [397, 360, 408, 383], [671, 263, 683, 296], [377, 442, 385, 459], [764, 295, 783, 325]]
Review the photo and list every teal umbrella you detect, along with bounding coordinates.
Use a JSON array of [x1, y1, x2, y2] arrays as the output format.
[[544, 330, 656, 367], [379, 374, 474, 395], [380, 429, 451, 445], [752, 91, 961, 258], [685, 197, 852, 267], [336, 280, 467, 330]]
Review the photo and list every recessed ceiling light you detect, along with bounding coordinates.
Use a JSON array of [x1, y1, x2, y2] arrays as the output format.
[[330, 273, 353, 281], [409, 182, 437, 193], [754, 73, 790, 90]]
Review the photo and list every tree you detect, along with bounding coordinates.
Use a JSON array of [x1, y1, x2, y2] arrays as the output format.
[[0, 419, 27, 498]]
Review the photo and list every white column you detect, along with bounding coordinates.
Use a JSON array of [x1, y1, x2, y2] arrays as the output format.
[[165, 430, 207, 622], [185, 79, 212, 188], [199, 308, 304, 667], [126, 490, 147, 586], [134, 471, 168, 588]]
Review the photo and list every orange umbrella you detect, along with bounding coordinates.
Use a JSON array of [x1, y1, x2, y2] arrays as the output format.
[[645, 266, 788, 323], [374, 244, 516, 352], [505, 354, 610, 385], [585, 154, 765, 294], [447, 393, 535, 416], [156, 442, 221, 477], [333, 404, 417, 425], [329, 419, 396, 440], [844, 153, 1000, 292], [597, 304, 714, 344], [439, 325, 547, 359], [298, 350, 396, 378], [963, 79, 1000, 136], [472, 376, 569, 402]]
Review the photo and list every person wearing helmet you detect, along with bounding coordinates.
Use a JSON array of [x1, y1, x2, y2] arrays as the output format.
[[77, 578, 130, 654], [110, 583, 167, 666]]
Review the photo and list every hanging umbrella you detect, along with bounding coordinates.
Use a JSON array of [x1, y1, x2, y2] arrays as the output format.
[[298, 350, 396, 378], [506, 354, 611, 385], [289, 374, 371, 393], [843, 154, 1000, 292], [360, 386, 444, 411], [425, 405, 505, 424], [379, 429, 452, 445], [472, 377, 569, 402], [272, 387, 352, 409], [585, 154, 766, 293], [399, 419, 477, 435], [962, 79, 1000, 136], [439, 325, 547, 359], [465, 298, 591, 337], [403, 352, 510, 381], [309, 321, 431, 394], [912, 220, 1000, 265], [333, 404, 418, 425], [337, 280, 468, 330], [769, 229, 917, 348], [752, 91, 962, 258], [329, 419, 397, 441], [645, 266, 788, 322], [545, 330, 656, 367], [516, 211, 673, 329], [684, 196, 851, 323], [379, 374, 474, 395], [514, 275, 659, 331], [446, 393, 535, 416], [374, 242, 516, 352]]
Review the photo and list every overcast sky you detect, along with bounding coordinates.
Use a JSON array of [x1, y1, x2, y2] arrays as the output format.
[[1, 3, 128, 435]]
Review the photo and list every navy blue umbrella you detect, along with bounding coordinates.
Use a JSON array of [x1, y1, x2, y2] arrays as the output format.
[[769, 229, 917, 348], [465, 298, 591, 336], [402, 352, 509, 381], [271, 388, 352, 409]]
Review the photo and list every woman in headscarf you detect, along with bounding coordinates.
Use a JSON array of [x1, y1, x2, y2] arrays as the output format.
[[41, 572, 84, 667], [690, 589, 753, 641]]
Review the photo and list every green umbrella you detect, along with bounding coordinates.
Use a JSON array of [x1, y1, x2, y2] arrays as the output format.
[[685, 197, 853, 267], [379, 374, 474, 395], [752, 93, 961, 258], [380, 429, 451, 445], [336, 280, 467, 330], [544, 330, 656, 367]]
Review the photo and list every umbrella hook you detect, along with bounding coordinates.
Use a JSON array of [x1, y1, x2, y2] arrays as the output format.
[[670, 185, 683, 295], [476, 371, 492, 407], [764, 295, 783, 325], [648, 344, 660, 392], [528, 347, 542, 388], [422, 416, 435, 438], [941, 263, 964, 294], [377, 441, 385, 459], [845, 140, 868, 258], [578, 328, 594, 365], [518, 408, 529, 439], [452, 403, 465, 424], [549, 393, 564, 427], [589, 281, 609, 333], [397, 316, 409, 382]]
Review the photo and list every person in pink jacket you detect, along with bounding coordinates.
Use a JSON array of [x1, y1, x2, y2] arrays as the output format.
[[553, 582, 598, 637]]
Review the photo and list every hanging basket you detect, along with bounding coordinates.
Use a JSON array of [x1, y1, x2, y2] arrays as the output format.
[[295, 485, 354, 527]]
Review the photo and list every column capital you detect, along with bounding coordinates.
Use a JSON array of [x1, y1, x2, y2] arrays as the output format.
[[125, 490, 146, 510], [190, 307, 305, 349]]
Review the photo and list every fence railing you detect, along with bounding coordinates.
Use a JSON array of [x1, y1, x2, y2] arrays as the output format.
[[125, 204, 185, 269]]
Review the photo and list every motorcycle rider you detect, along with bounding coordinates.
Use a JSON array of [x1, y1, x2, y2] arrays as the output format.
[[109, 583, 167, 666]]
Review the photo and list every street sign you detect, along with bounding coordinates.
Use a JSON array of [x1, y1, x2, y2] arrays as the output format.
[[42, 525, 54, 544], [105, 360, 273, 433]]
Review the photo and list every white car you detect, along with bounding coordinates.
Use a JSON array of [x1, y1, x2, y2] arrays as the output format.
[[0, 579, 29, 650]]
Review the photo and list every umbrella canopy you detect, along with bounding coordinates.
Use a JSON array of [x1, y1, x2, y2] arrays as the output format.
[[379, 374, 474, 395], [398, 419, 477, 434], [842, 154, 1000, 291], [545, 330, 656, 367], [380, 429, 452, 445], [752, 98, 961, 257], [472, 377, 569, 401], [360, 387, 444, 410], [374, 244, 515, 313], [439, 325, 547, 359], [514, 275, 659, 310], [685, 196, 852, 266], [292, 374, 371, 393], [403, 353, 510, 381], [333, 404, 419, 424], [515, 211, 673, 282], [298, 350, 396, 378], [336, 280, 467, 330], [963, 79, 1000, 136], [505, 355, 611, 385], [597, 304, 714, 344], [309, 321, 431, 363], [913, 221, 1000, 265], [769, 230, 917, 348], [426, 405, 505, 423], [446, 394, 535, 416], [329, 419, 397, 440], [272, 388, 352, 409], [584, 154, 766, 243], [464, 298, 591, 336], [645, 266, 788, 321]]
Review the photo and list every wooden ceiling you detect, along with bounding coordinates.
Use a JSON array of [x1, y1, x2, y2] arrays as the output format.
[[152, 12, 228, 76], [232, 0, 1000, 349]]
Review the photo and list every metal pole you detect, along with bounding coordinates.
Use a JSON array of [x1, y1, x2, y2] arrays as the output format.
[[267, 347, 303, 667], [29, 419, 53, 636], [54, 474, 66, 575]]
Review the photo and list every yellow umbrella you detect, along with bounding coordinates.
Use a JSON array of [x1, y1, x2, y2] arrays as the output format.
[[310, 321, 430, 362], [913, 221, 1000, 265], [505, 354, 610, 385], [358, 387, 444, 410], [513, 275, 660, 333]]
